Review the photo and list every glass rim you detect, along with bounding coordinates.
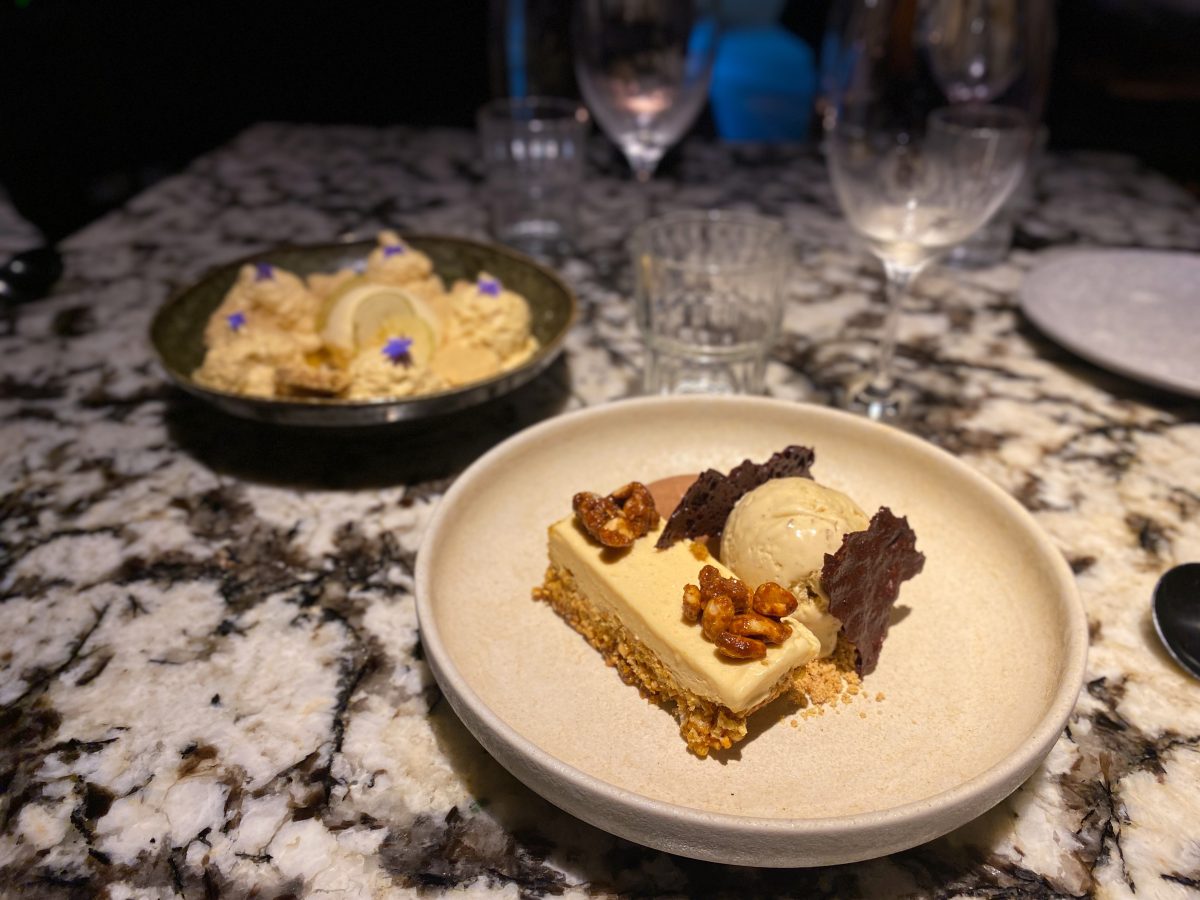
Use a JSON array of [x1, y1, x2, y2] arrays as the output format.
[[928, 103, 1031, 135], [629, 210, 790, 274], [477, 95, 590, 127]]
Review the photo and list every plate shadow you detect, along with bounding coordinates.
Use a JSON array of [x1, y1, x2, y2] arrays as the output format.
[[164, 356, 574, 489]]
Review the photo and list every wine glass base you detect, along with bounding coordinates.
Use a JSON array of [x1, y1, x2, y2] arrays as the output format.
[[840, 378, 907, 423]]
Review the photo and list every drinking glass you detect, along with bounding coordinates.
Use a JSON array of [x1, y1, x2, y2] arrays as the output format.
[[573, 0, 718, 182], [478, 96, 590, 259], [631, 211, 788, 395], [921, 0, 1055, 267], [823, 0, 1036, 420]]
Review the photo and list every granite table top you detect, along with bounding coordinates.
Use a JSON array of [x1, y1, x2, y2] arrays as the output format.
[[2, 124, 1199, 899]]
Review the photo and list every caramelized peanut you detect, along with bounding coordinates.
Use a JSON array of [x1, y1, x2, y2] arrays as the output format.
[[697, 565, 721, 591], [686, 565, 794, 660], [573, 483, 658, 548], [698, 565, 750, 613], [716, 632, 767, 659], [682, 584, 703, 622], [752, 582, 798, 618], [610, 482, 660, 533], [701, 594, 735, 641], [572, 492, 629, 547], [727, 612, 792, 644]]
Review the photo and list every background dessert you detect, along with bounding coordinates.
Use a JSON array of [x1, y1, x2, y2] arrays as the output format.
[[192, 231, 540, 401]]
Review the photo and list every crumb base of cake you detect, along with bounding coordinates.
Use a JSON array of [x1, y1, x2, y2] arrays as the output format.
[[534, 563, 859, 757]]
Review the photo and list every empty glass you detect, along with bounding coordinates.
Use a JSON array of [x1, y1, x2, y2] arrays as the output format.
[[631, 211, 788, 395], [573, 0, 718, 182], [924, 0, 1055, 268], [823, 0, 1037, 420], [946, 122, 1049, 269], [478, 96, 590, 259]]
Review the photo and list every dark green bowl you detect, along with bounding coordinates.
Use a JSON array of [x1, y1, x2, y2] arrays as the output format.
[[150, 235, 577, 426]]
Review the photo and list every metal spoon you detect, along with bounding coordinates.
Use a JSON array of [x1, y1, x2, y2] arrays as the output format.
[[0, 245, 63, 335], [0, 245, 62, 303], [1152, 562, 1200, 679]]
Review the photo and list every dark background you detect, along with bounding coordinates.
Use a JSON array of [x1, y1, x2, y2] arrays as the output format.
[[1, 0, 1198, 244]]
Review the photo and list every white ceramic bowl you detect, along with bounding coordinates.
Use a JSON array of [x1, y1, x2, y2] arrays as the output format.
[[415, 397, 1088, 866]]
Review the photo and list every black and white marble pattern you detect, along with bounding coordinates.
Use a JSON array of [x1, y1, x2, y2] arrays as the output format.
[[2, 124, 1199, 898]]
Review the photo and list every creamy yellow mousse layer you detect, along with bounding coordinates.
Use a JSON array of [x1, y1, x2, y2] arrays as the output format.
[[547, 517, 824, 714]]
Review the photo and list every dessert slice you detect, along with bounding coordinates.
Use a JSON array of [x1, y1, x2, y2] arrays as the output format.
[[534, 448, 924, 757], [539, 515, 825, 755]]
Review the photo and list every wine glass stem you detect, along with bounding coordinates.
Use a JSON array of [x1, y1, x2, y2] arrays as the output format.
[[868, 259, 925, 396], [625, 146, 663, 183]]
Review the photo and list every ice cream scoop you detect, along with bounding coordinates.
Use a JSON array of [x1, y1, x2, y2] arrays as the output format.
[[720, 477, 869, 593]]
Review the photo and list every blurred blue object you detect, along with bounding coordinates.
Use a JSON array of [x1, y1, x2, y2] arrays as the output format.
[[505, 0, 527, 97], [710, 26, 817, 142]]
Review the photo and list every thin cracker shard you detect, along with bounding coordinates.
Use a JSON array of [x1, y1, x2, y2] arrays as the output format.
[[822, 507, 925, 676]]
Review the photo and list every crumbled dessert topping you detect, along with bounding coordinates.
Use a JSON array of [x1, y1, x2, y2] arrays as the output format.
[[688, 541, 710, 561], [791, 640, 861, 713], [656, 445, 815, 549], [683, 565, 796, 660], [572, 481, 660, 548]]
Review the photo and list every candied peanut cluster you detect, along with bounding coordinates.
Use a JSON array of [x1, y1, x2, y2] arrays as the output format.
[[682, 566, 799, 660], [572, 482, 659, 548]]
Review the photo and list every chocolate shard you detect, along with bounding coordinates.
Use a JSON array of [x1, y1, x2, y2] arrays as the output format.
[[655, 445, 815, 549], [822, 507, 925, 676]]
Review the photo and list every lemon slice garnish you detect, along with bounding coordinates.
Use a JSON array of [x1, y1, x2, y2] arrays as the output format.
[[316, 276, 371, 331], [321, 281, 440, 359]]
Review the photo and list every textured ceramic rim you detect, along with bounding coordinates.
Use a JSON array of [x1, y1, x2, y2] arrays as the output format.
[[1019, 248, 1200, 399], [415, 396, 1089, 866], [148, 234, 578, 427]]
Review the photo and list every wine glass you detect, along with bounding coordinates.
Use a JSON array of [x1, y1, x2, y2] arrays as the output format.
[[920, 0, 1054, 117], [922, 0, 1055, 269], [823, 0, 1037, 420], [573, 0, 718, 182]]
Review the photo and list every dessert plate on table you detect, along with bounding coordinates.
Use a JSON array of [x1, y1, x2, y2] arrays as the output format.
[[416, 397, 1088, 867], [1020, 249, 1200, 398], [149, 235, 576, 427]]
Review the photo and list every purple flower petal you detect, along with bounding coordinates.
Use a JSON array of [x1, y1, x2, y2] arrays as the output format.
[[382, 336, 414, 366], [227, 311, 247, 332], [382, 244, 407, 257], [254, 262, 274, 281], [477, 276, 501, 297]]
